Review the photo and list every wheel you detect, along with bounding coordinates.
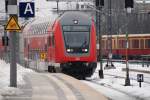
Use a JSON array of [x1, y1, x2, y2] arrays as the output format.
[[48, 66, 56, 73]]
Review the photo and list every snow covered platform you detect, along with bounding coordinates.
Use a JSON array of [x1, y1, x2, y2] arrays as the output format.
[[1, 73, 108, 100], [0, 60, 108, 100]]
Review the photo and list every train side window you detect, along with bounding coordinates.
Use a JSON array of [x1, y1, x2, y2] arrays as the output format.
[[118, 39, 126, 49], [145, 39, 150, 49], [132, 39, 139, 49], [102, 40, 106, 49], [140, 39, 144, 49], [112, 39, 115, 49], [129, 40, 132, 48]]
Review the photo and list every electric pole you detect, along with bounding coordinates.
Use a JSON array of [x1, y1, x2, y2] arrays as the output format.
[[105, 0, 115, 69], [56, 0, 59, 13], [95, 0, 104, 78]]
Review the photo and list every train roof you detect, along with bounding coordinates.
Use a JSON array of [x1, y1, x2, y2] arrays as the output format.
[[59, 11, 92, 25], [23, 11, 93, 35], [23, 14, 59, 35], [102, 33, 150, 38]]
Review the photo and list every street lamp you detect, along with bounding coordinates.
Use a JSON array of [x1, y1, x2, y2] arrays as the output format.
[[124, 0, 134, 86], [124, 7, 132, 86]]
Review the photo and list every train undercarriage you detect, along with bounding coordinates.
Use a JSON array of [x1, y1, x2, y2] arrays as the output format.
[[48, 62, 97, 80]]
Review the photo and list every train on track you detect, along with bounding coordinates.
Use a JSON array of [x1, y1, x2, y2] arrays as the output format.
[[98, 34, 150, 60], [23, 11, 97, 79]]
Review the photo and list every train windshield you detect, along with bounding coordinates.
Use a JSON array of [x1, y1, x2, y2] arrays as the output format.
[[62, 25, 90, 53]]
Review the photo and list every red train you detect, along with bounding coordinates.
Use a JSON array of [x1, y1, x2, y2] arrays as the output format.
[[23, 11, 97, 79], [99, 34, 150, 60]]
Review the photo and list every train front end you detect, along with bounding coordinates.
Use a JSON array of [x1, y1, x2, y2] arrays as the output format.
[[54, 11, 97, 79]]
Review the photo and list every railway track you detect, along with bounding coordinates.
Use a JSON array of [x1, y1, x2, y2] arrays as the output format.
[[82, 69, 150, 100], [93, 70, 150, 84], [84, 78, 145, 100], [104, 73, 150, 84]]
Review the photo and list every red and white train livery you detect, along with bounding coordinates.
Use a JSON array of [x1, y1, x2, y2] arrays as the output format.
[[23, 11, 97, 79]]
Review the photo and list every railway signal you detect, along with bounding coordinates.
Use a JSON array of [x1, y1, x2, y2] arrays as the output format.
[[125, 0, 134, 8], [96, 0, 104, 7]]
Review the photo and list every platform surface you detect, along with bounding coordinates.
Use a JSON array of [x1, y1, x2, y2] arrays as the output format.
[[2, 73, 108, 100]]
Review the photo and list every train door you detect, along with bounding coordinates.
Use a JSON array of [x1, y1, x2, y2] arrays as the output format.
[[48, 32, 55, 62]]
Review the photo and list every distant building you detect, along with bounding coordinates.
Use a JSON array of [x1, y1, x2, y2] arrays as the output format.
[[52, 1, 95, 16], [100, 0, 150, 35]]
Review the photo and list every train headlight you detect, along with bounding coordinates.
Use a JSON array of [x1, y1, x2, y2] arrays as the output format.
[[67, 49, 71, 52], [82, 49, 88, 52], [67, 49, 73, 52], [84, 49, 88, 52], [73, 20, 78, 24]]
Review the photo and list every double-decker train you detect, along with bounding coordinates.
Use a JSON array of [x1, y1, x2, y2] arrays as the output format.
[[99, 34, 150, 60], [23, 11, 97, 79]]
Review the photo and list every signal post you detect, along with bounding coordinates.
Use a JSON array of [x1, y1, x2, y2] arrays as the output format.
[[5, 0, 35, 87], [5, 0, 21, 87]]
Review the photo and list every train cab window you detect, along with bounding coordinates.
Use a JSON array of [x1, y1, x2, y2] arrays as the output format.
[[145, 39, 150, 49], [132, 39, 139, 49], [118, 39, 126, 49], [62, 25, 90, 52]]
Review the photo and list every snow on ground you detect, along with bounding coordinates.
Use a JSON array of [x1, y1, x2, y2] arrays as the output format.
[[83, 62, 150, 100], [1, 58, 150, 100], [0, 60, 33, 97]]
